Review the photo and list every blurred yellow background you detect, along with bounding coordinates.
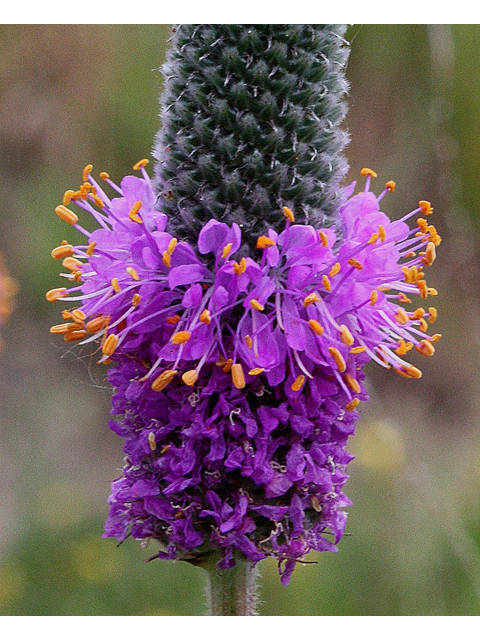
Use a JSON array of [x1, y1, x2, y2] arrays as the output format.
[[1, 24, 480, 615]]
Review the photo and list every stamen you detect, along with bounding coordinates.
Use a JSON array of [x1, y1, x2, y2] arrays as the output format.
[[248, 368, 265, 376], [132, 293, 141, 307], [245, 335, 253, 348], [166, 315, 181, 325], [394, 308, 409, 325], [133, 159, 149, 171], [344, 374, 361, 394], [50, 323, 74, 335], [200, 310, 211, 324], [394, 365, 422, 379], [126, 267, 139, 280], [86, 241, 97, 256], [167, 238, 178, 255], [171, 331, 191, 345], [221, 243, 233, 259], [282, 206, 295, 223], [111, 278, 121, 293], [385, 180, 396, 192], [428, 307, 437, 323], [422, 242, 436, 266], [360, 167, 377, 178], [71, 309, 86, 324], [257, 236, 276, 249], [415, 339, 435, 357], [182, 370, 199, 386], [233, 258, 247, 275], [378, 225, 386, 242], [328, 347, 347, 372], [319, 231, 328, 247], [46, 288, 68, 302], [322, 275, 331, 292], [102, 333, 119, 356], [329, 262, 341, 277], [162, 251, 171, 268], [231, 363, 246, 389], [51, 245, 74, 260], [303, 293, 320, 307], [62, 190, 76, 206], [148, 432, 156, 451], [250, 299, 264, 311], [62, 257, 83, 272], [85, 316, 110, 333], [151, 369, 177, 392], [82, 164, 93, 182], [291, 375, 305, 392], [419, 200, 433, 215], [370, 290, 378, 305], [308, 319, 324, 335], [64, 330, 87, 342], [55, 205, 79, 225], [339, 325, 354, 346], [346, 398, 360, 411], [348, 258, 363, 270], [350, 346, 366, 354], [99, 172, 110, 180], [128, 201, 143, 224]]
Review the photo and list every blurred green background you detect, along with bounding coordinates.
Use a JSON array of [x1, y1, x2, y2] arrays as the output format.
[[0, 24, 479, 616]]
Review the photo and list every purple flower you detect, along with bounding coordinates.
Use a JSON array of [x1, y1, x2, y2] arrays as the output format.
[[48, 162, 441, 584]]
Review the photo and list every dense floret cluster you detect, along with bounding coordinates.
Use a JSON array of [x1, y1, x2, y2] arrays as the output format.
[[48, 162, 440, 584]]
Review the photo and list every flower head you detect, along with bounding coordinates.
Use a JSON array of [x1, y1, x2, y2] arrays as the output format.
[[48, 162, 440, 584]]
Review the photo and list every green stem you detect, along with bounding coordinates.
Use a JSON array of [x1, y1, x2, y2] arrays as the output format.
[[204, 555, 259, 616]]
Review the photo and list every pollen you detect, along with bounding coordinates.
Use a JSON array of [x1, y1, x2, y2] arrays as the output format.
[[50, 323, 74, 335], [395, 365, 422, 379], [99, 171, 110, 180], [167, 238, 178, 255], [368, 232, 380, 245], [222, 358, 233, 373], [128, 201, 143, 224], [344, 374, 361, 394], [360, 167, 377, 178], [231, 363, 246, 389], [55, 205, 78, 225], [346, 398, 360, 411], [221, 243, 233, 259], [329, 262, 341, 277], [395, 339, 413, 356], [64, 330, 88, 342], [102, 333, 119, 356], [82, 164, 93, 182], [308, 319, 324, 335], [171, 331, 191, 345], [417, 280, 428, 299], [233, 258, 247, 275], [148, 432, 156, 451], [256, 235, 276, 249], [91, 194, 104, 209], [200, 310, 211, 324], [182, 370, 199, 386], [291, 375, 305, 392], [51, 244, 74, 260], [430, 333, 442, 342], [303, 292, 320, 307], [319, 231, 328, 247], [245, 335, 253, 349], [126, 267, 139, 280], [428, 307, 437, 323], [46, 287, 67, 302], [419, 200, 433, 215], [86, 315, 110, 333], [71, 309, 86, 324], [415, 339, 435, 357], [282, 206, 295, 223], [250, 299, 264, 311], [133, 158, 149, 171], [409, 307, 425, 320], [111, 278, 121, 293], [385, 180, 396, 192], [248, 367, 265, 376], [151, 369, 177, 392], [348, 258, 363, 270], [370, 290, 378, 305], [378, 225, 386, 242], [322, 275, 331, 292], [162, 251, 171, 268], [328, 347, 347, 372], [166, 315, 181, 325]]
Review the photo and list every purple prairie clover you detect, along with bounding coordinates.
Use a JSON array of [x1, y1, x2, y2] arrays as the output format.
[[47, 161, 441, 584]]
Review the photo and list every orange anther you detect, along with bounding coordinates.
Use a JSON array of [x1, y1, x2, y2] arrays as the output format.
[[148, 432, 157, 451], [419, 200, 433, 215], [86, 241, 97, 256], [250, 299, 264, 311], [233, 258, 247, 275], [99, 172, 110, 180], [62, 190, 76, 206], [348, 258, 363, 270], [133, 159, 149, 171], [82, 164, 93, 182], [370, 290, 378, 305], [102, 333, 119, 356], [128, 201, 143, 224], [282, 206, 295, 223], [182, 370, 199, 386], [291, 375, 306, 392], [256, 236, 276, 249], [231, 363, 246, 389], [126, 267, 139, 280], [55, 205, 78, 225], [360, 167, 377, 178], [394, 307, 409, 325], [329, 262, 341, 277], [166, 315, 181, 325], [385, 180, 396, 192], [350, 346, 366, 354], [328, 347, 347, 372], [415, 339, 435, 357], [319, 231, 328, 247], [322, 275, 331, 292], [167, 238, 178, 255], [64, 330, 87, 342], [346, 398, 360, 411], [245, 335, 253, 349], [344, 374, 361, 394], [248, 367, 265, 376], [151, 369, 177, 392], [86, 315, 110, 333], [51, 244, 74, 260], [303, 292, 320, 307], [200, 310, 211, 324], [428, 307, 437, 323], [46, 287, 68, 302], [339, 325, 354, 346], [111, 278, 121, 293], [308, 319, 324, 335], [162, 251, 171, 268], [171, 331, 191, 345]]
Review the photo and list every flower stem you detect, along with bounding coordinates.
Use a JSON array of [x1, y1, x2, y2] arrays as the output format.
[[204, 555, 259, 616]]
